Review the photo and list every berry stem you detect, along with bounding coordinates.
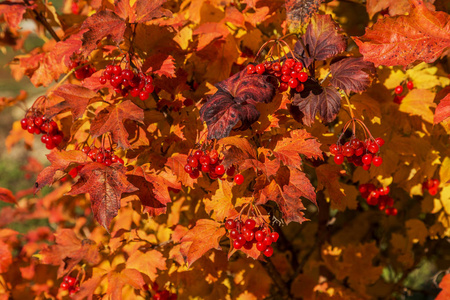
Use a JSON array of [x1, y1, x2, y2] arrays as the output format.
[[343, 92, 355, 119]]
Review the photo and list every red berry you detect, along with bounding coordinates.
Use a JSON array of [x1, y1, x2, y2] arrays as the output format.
[[279, 82, 289, 92], [189, 168, 200, 179], [66, 277, 77, 286], [394, 85, 403, 94], [255, 230, 265, 242], [407, 81, 414, 90], [96, 153, 105, 163], [362, 154, 372, 165], [184, 164, 192, 173], [272, 62, 281, 71], [386, 207, 398, 216], [375, 137, 385, 146], [334, 154, 344, 165], [263, 235, 273, 246], [256, 64, 265, 74], [256, 242, 267, 252], [139, 91, 149, 101], [270, 232, 279, 242], [263, 246, 274, 257], [246, 65, 256, 74], [112, 65, 122, 75], [60, 282, 69, 290], [20, 118, 28, 130], [68, 168, 78, 178], [201, 164, 210, 172], [233, 239, 243, 249], [122, 69, 134, 80], [329, 144, 340, 155], [82, 146, 90, 154], [225, 219, 236, 230], [288, 77, 298, 88], [244, 230, 254, 241], [226, 165, 235, 176], [363, 164, 371, 170], [245, 219, 256, 230], [193, 150, 203, 159], [230, 229, 238, 239], [372, 156, 383, 167], [187, 157, 198, 168], [215, 165, 225, 176], [236, 234, 246, 245], [368, 143, 379, 154], [342, 146, 354, 157], [298, 72, 308, 82], [234, 174, 244, 185]]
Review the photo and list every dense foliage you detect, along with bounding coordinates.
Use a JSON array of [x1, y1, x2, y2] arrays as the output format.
[[0, 0, 450, 299]]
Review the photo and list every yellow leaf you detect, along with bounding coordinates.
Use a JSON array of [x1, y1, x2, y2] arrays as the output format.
[[399, 89, 436, 123]]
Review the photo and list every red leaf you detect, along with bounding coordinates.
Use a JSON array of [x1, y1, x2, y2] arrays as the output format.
[[292, 85, 342, 126], [135, 0, 173, 23], [0, 241, 12, 273], [329, 57, 376, 93], [366, 0, 435, 19], [434, 87, 450, 124], [49, 84, 100, 119], [273, 129, 323, 167], [90, 100, 144, 149], [0, 0, 28, 28], [0, 188, 16, 204], [68, 163, 138, 230], [39, 229, 101, 278], [285, 0, 324, 28], [437, 273, 450, 300], [81, 10, 127, 56], [35, 150, 89, 193], [143, 53, 176, 78], [295, 14, 347, 66], [180, 219, 226, 266], [200, 69, 277, 139], [353, 2, 450, 67], [166, 153, 197, 188]]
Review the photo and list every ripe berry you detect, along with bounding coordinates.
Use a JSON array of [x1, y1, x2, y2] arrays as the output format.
[[189, 168, 200, 179], [263, 235, 273, 246], [66, 277, 77, 286], [246, 65, 256, 74], [368, 143, 379, 154], [243, 241, 253, 250], [226, 165, 235, 176], [234, 174, 244, 185], [187, 157, 198, 168], [201, 164, 210, 172], [407, 81, 414, 90], [184, 164, 192, 173], [193, 150, 203, 159], [225, 219, 236, 230], [272, 62, 281, 72], [270, 232, 279, 242], [298, 72, 308, 82], [263, 246, 274, 257], [230, 229, 238, 239], [99, 76, 107, 84], [255, 230, 265, 242], [60, 282, 69, 290], [215, 165, 225, 176], [362, 154, 372, 165], [256, 64, 265, 74], [279, 82, 289, 92], [334, 154, 344, 165], [245, 219, 256, 230], [288, 78, 298, 88], [372, 156, 383, 167], [329, 144, 340, 155], [236, 234, 246, 245], [385, 207, 398, 216], [375, 137, 385, 146], [394, 85, 403, 94], [122, 69, 134, 80], [244, 230, 254, 241], [256, 242, 267, 252], [139, 91, 149, 101], [342, 146, 354, 157], [233, 240, 243, 249]]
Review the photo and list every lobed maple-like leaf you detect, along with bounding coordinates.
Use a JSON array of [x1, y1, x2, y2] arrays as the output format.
[[399, 89, 436, 123], [205, 180, 238, 221], [434, 87, 450, 124], [0, 0, 28, 28], [295, 14, 347, 67], [285, 0, 324, 29], [81, 10, 127, 56], [39, 229, 101, 278], [200, 68, 277, 139], [35, 150, 89, 193], [0, 187, 16, 204], [126, 249, 166, 281], [90, 100, 144, 149], [115, 0, 172, 24], [48, 84, 100, 119], [126, 166, 180, 215], [329, 57, 376, 94], [291, 85, 341, 126], [166, 153, 197, 188], [353, 1, 450, 67], [68, 163, 138, 230], [273, 129, 323, 167], [180, 219, 226, 266], [107, 268, 145, 299]]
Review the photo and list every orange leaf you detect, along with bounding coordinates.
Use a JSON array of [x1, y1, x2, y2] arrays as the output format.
[[437, 274, 450, 300], [126, 249, 167, 281], [205, 180, 238, 221], [166, 153, 197, 188], [180, 219, 226, 266], [143, 54, 176, 78], [434, 87, 450, 124], [90, 100, 144, 149], [353, 1, 450, 66], [49, 84, 100, 120], [107, 268, 145, 299], [0, 188, 16, 204], [0, 241, 12, 273], [68, 163, 138, 230]]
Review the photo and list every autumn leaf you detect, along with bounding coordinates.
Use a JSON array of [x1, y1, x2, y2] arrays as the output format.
[[72, 273, 105, 300], [316, 164, 346, 204], [399, 89, 436, 123], [134, 0, 173, 23], [353, 2, 450, 67], [180, 219, 226, 266], [0, 90, 27, 112], [49, 84, 100, 119], [437, 274, 450, 300], [291, 85, 342, 126], [126, 249, 166, 281], [142, 53, 176, 78], [166, 153, 197, 188], [90, 100, 144, 149], [0, 241, 12, 273], [35, 150, 89, 193], [81, 10, 127, 56], [39, 229, 101, 278], [285, 0, 323, 30], [0, 187, 16, 204], [273, 129, 323, 167], [68, 163, 138, 230], [434, 88, 450, 124], [295, 14, 347, 67], [0, 0, 28, 28], [329, 57, 376, 94], [204, 180, 238, 221], [200, 69, 277, 139], [107, 268, 145, 299]]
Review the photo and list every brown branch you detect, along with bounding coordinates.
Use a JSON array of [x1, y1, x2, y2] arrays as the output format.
[[261, 259, 292, 299], [23, 0, 60, 42]]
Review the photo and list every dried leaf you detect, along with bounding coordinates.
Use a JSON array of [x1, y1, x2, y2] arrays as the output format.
[[0, 188, 16, 204], [295, 14, 347, 67], [180, 219, 226, 266], [330, 57, 376, 94], [285, 0, 323, 30], [200, 69, 277, 139], [90, 100, 144, 149], [68, 163, 138, 230], [353, 2, 450, 66]]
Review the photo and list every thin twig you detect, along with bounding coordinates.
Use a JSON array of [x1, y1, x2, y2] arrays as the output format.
[[23, 0, 60, 42]]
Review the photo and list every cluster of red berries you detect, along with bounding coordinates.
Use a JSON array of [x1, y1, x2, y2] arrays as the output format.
[[184, 149, 244, 183], [329, 137, 384, 170], [60, 275, 79, 296], [150, 283, 177, 300], [422, 178, 440, 196], [69, 60, 96, 80], [99, 64, 154, 100], [359, 184, 397, 215], [246, 58, 308, 92], [20, 114, 63, 150], [82, 146, 124, 166], [393, 80, 414, 104], [225, 218, 279, 257]]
